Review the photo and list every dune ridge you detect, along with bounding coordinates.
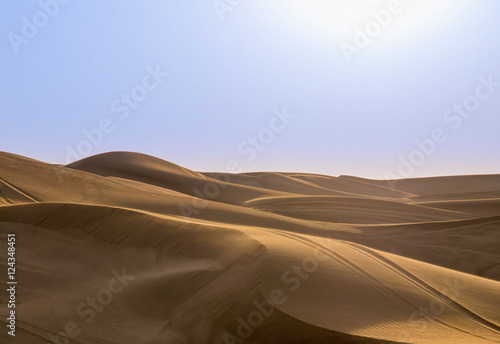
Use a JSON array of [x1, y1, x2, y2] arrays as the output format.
[[1, 151, 499, 344]]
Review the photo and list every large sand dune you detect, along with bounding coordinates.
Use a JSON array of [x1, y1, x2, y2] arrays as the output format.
[[1, 151, 499, 344]]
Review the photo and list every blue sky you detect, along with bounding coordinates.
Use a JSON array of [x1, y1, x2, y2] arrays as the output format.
[[1, 0, 499, 179]]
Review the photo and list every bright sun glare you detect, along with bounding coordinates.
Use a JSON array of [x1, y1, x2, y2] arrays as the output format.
[[281, 0, 464, 43]]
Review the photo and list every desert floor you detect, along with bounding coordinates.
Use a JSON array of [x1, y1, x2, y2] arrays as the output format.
[[1, 151, 499, 344]]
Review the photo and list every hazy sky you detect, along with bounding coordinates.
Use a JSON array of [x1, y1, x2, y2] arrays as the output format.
[[1, 0, 499, 179]]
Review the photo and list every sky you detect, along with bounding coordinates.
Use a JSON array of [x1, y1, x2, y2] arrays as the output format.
[[1, 0, 499, 180]]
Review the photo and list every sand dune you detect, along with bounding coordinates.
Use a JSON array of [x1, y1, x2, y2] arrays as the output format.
[[1, 151, 499, 344]]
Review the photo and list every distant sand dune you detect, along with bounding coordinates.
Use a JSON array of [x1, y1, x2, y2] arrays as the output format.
[[1, 151, 499, 344]]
